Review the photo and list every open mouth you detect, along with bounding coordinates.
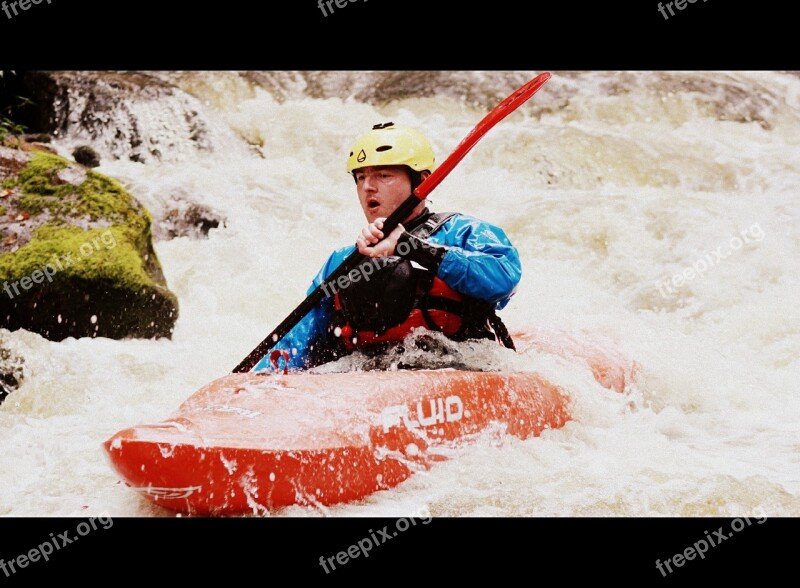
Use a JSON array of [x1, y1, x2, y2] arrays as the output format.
[[367, 198, 381, 211]]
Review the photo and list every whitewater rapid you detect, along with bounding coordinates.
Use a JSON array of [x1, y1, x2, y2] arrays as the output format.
[[1, 71, 798, 518]]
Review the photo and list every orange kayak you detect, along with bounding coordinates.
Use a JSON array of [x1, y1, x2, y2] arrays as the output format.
[[104, 330, 634, 516]]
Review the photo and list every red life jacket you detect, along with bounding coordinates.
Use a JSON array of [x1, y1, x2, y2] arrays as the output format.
[[330, 211, 513, 352]]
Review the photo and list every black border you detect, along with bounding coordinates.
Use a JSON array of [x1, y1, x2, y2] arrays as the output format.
[[1, 1, 796, 582], [0, 0, 795, 70], [0, 516, 796, 581]]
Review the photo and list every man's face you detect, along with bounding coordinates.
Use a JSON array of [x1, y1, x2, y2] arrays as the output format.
[[354, 165, 414, 223]]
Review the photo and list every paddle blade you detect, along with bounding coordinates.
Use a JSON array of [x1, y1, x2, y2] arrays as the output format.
[[414, 72, 552, 200]]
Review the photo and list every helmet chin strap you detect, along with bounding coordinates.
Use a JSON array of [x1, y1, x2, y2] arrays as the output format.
[[408, 169, 424, 191]]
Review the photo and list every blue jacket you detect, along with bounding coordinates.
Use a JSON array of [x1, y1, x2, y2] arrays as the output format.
[[252, 213, 521, 372]]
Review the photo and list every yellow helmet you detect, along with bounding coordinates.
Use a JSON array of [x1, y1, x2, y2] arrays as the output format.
[[346, 122, 435, 174]]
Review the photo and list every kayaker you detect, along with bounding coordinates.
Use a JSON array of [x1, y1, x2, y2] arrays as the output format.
[[253, 122, 521, 372]]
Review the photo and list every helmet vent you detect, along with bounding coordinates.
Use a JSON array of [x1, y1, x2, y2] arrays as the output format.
[[375, 145, 393, 152]]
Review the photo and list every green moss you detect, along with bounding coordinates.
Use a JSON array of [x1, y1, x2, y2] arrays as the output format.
[[1, 151, 178, 340], [0, 225, 163, 292], [0, 205, 5, 216], [1, 176, 17, 189], [1, 152, 164, 288], [15, 152, 150, 228]]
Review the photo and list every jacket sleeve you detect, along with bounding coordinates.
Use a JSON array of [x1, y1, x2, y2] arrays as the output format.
[[427, 215, 522, 310], [251, 246, 355, 372]]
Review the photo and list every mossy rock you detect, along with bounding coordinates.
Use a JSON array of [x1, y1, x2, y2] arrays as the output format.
[[0, 146, 179, 340]]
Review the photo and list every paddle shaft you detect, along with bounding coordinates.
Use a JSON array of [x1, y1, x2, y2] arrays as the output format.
[[233, 72, 552, 373], [233, 195, 420, 373]]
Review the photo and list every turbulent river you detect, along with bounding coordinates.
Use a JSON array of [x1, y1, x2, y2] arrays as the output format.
[[1, 71, 798, 518]]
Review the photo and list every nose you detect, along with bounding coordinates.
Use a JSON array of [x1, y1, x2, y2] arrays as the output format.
[[361, 174, 379, 191]]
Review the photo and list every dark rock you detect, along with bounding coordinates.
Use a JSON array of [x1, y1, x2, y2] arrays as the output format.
[[73, 145, 101, 168], [0, 338, 24, 405], [155, 197, 226, 240], [23, 133, 51, 143]]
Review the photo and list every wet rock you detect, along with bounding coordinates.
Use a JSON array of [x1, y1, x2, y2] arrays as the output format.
[[0, 338, 24, 405], [1, 71, 214, 164], [154, 195, 226, 241], [72, 145, 100, 168], [23, 133, 51, 144], [0, 146, 179, 341], [55, 165, 87, 186]]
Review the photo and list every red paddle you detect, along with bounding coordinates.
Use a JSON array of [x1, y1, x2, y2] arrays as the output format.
[[415, 72, 551, 200], [233, 72, 552, 373]]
